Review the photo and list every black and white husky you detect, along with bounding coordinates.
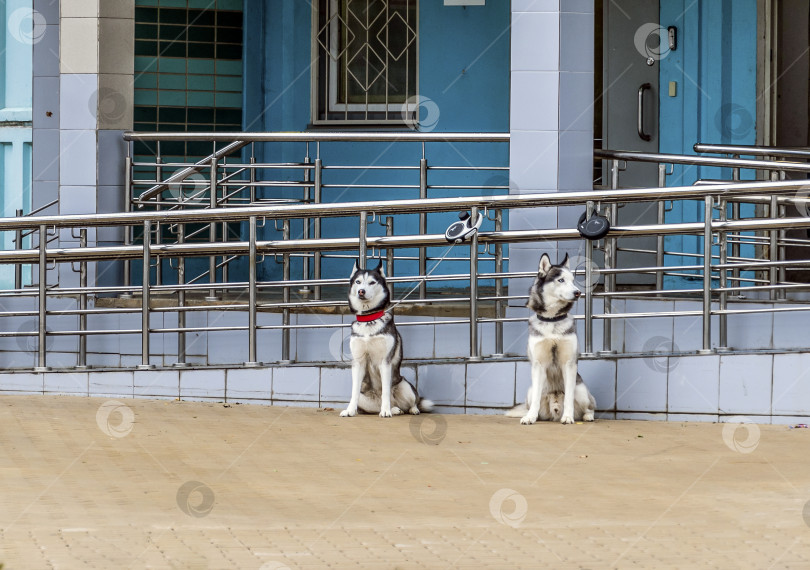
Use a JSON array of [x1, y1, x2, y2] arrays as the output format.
[[340, 260, 434, 418], [506, 253, 596, 425]]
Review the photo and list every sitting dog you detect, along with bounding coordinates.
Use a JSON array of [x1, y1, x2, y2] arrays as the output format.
[[340, 260, 433, 418], [506, 253, 596, 425]]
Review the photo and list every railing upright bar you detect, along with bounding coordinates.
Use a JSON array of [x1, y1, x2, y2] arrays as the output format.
[[14, 208, 22, 290], [359, 211, 368, 265], [656, 163, 666, 291], [469, 206, 479, 360], [139, 220, 152, 368], [78, 228, 87, 368], [584, 201, 594, 355], [301, 152, 311, 296], [281, 219, 291, 362], [313, 157, 323, 299], [718, 199, 728, 350], [176, 223, 186, 366], [207, 156, 219, 301], [122, 153, 133, 298], [701, 196, 713, 353], [385, 216, 395, 296], [155, 157, 162, 286], [418, 157, 428, 299], [36, 224, 47, 371], [246, 216, 258, 366], [769, 193, 778, 301], [494, 209, 504, 356], [731, 159, 741, 290]]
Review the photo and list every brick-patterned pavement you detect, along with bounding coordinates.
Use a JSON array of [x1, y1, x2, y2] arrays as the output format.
[[1, 395, 809, 569]]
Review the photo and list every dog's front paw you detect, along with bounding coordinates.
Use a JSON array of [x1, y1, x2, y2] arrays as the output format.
[[340, 407, 357, 417], [520, 414, 536, 425], [391, 406, 404, 416], [560, 415, 575, 425], [379, 409, 393, 418], [583, 412, 595, 422]]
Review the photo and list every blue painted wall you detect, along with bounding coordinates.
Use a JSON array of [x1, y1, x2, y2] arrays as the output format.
[[658, 0, 757, 287], [241, 0, 510, 285]]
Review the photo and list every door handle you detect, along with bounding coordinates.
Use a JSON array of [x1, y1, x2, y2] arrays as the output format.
[[638, 82, 652, 142]]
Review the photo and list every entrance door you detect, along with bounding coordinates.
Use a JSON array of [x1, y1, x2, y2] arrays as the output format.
[[601, 0, 661, 285]]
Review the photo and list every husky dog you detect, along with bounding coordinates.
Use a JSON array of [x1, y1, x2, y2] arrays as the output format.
[[340, 260, 433, 418], [506, 253, 596, 425]]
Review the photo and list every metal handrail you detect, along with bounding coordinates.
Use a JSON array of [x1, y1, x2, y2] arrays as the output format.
[[694, 143, 810, 160], [137, 139, 248, 202], [0, 179, 807, 231], [595, 149, 810, 173], [124, 131, 511, 143]]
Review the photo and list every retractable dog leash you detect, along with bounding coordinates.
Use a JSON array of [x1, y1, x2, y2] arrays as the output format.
[[384, 209, 482, 311]]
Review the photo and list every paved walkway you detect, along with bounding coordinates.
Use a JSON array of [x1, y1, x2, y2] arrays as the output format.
[[1, 395, 810, 569]]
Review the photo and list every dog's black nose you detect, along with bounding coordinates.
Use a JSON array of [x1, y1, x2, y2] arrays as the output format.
[[358, 289, 366, 298], [574, 290, 582, 299]]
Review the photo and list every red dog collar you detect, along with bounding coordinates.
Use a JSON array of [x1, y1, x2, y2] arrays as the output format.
[[356, 310, 385, 322]]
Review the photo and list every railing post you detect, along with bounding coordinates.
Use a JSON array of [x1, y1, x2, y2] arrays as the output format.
[[602, 203, 617, 354], [139, 220, 153, 369], [121, 153, 133, 298], [246, 215, 259, 366], [418, 155, 427, 299], [359, 211, 368, 265], [207, 156, 219, 301], [656, 163, 667, 292], [494, 209, 504, 356], [78, 228, 88, 369], [769, 192, 778, 301], [14, 208, 23, 290], [313, 156, 323, 300], [718, 198, 728, 350], [700, 195, 713, 354], [176, 223, 187, 366], [155, 157, 163, 286], [469, 206, 480, 360], [301, 153, 311, 296], [35, 224, 48, 371], [584, 213, 594, 356], [385, 216, 395, 297], [281, 219, 291, 362]]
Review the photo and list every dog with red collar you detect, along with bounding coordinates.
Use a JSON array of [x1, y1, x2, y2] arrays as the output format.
[[340, 260, 434, 418]]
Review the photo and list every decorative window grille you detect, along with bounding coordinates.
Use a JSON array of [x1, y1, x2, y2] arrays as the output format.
[[313, 0, 418, 124]]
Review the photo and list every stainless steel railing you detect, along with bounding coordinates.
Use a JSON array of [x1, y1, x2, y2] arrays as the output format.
[[1, 171, 810, 370]]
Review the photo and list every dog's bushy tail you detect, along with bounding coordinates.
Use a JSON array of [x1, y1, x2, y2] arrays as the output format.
[[504, 403, 527, 418], [418, 398, 434, 413]]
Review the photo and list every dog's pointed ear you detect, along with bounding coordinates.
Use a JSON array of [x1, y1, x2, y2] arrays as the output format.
[[374, 259, 386, 278], [560, 253, 570, 269], [351, 259, 360, 278], [537, 253, 552, 277]]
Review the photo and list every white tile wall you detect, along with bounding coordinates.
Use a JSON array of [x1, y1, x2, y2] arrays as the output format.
[[0, 373, 43, 393], [44, 371, 88, 394], [89, 371, 133, 398], [616, 358, 667, 412], [718, 354, 773, 415], [272, 366, 320, 402], [772, 353, 810, 415], [179, 369, 225, 400], [134, 369, 179, 398], [578, 358, 616, 411], [417, 364, 466, 406], [667, 355, 719, 413], [510, 12, 560, 72], [510, 72, 559, 132], [319, 367, 350, 404], [466, 361, 516, 407], [226, 368, 271, 401]]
